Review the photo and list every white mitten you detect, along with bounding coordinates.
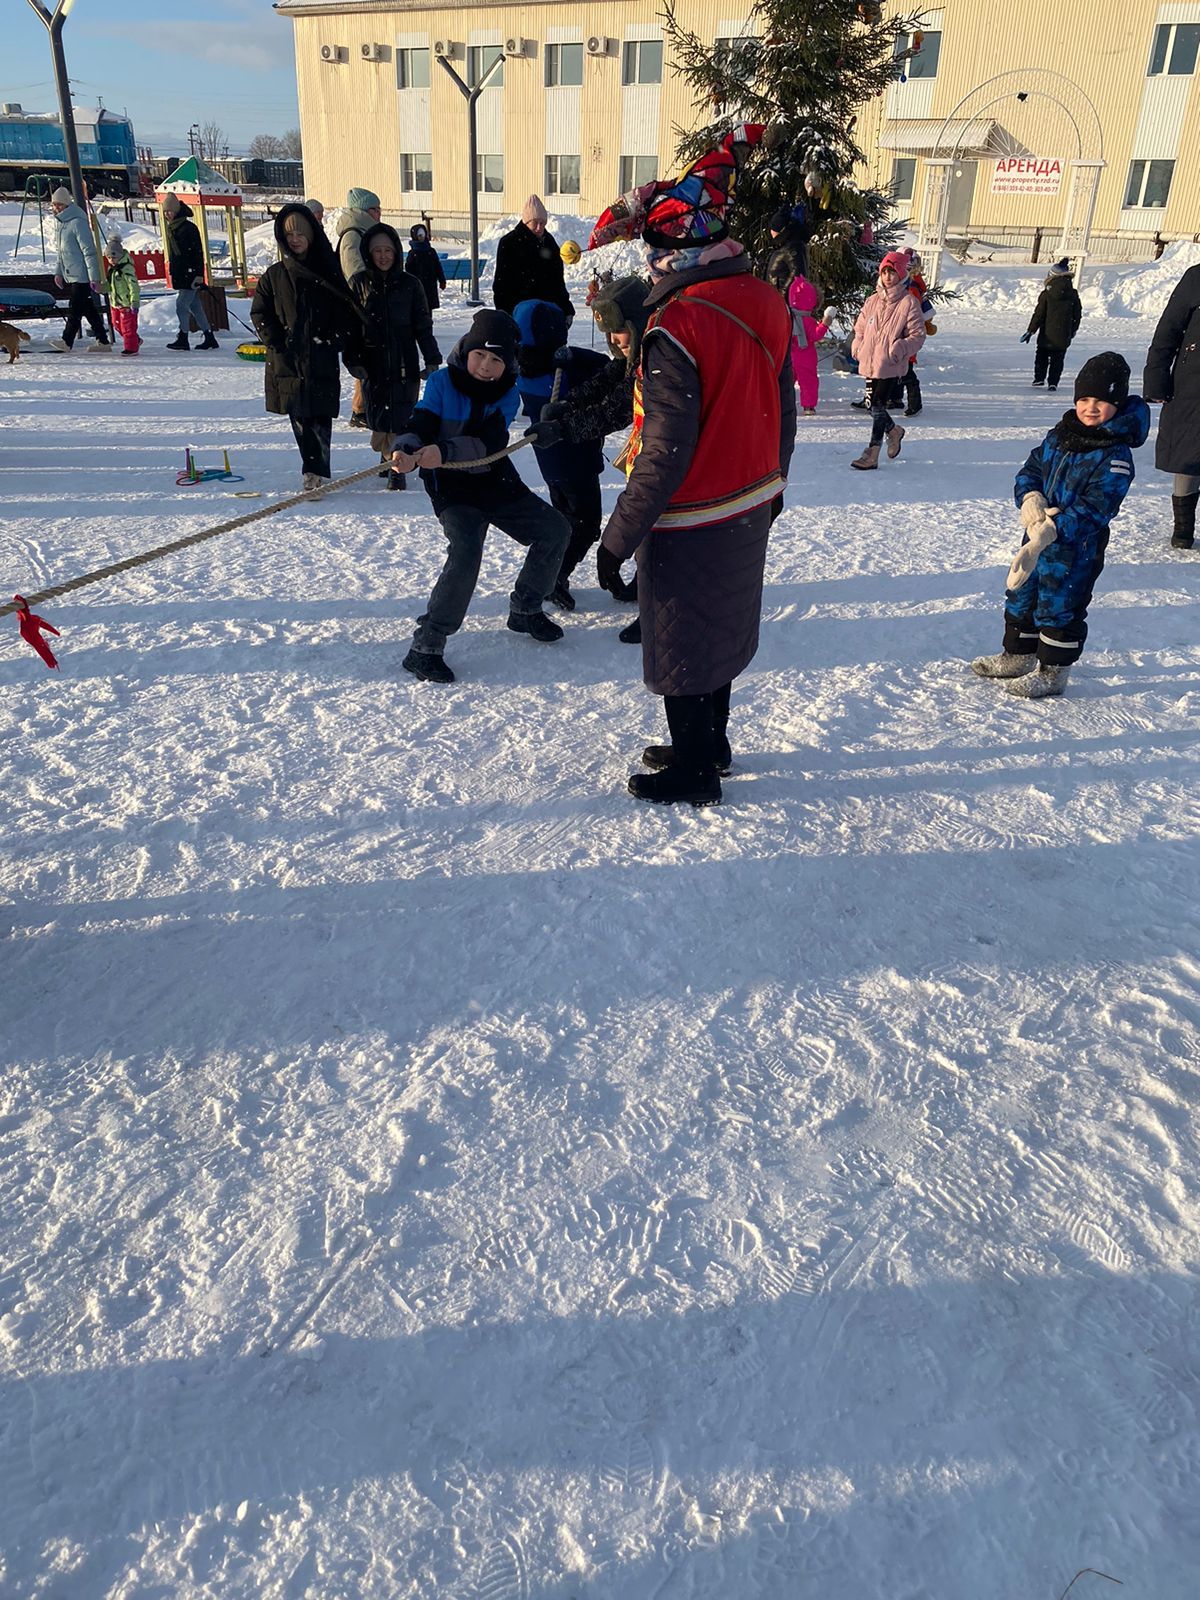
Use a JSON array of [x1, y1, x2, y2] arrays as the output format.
[[1007, 508, 1059, 591], [1019, 491, 1049, 529]]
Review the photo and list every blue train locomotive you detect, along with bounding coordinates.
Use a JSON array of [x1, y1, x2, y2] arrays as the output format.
[[0, 102, 140, 196]]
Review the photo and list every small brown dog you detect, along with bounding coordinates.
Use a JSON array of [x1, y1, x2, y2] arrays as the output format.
[[0, 323, 32, 364]]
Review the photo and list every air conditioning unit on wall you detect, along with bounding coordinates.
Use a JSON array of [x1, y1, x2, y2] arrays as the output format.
[[433, 39, 460, 60], [504, 37, 528, 58], [319, 43, 346, 64], [361, 43, 384, 63], [586, 36, 615, 57]]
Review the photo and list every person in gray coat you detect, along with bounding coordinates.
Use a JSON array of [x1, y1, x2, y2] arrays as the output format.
[[49, 187, 110, 351], [1144, 260, 1200, 550], [336, 186, 382, 425]]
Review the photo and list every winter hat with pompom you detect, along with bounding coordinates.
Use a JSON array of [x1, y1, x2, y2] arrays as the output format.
[[1048, 257, 1072, 276], [1074, 352, 1130, 407]]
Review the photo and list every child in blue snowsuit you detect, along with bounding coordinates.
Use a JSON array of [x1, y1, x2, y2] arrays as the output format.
[[392, 308, 570, 684], [972, 352, 1149, 698], [512, 298, 610, 610]]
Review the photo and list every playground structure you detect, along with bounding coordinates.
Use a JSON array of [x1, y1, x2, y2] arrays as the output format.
[[176, 446, 243, 487], [155, 157, 250, 290]]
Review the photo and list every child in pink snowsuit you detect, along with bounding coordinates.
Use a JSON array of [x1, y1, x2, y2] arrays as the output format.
[[787, 275, 829, 413]]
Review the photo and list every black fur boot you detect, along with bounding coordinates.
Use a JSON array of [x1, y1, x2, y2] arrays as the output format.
[[1171, 491, 1198, 550]]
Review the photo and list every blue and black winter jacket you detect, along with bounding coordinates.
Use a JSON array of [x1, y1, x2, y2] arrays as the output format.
[[1014, 398, 1149, 542], [513, 298, 609, 483], [393, 332, 522, 509], [1009, 397, 1149, 620]]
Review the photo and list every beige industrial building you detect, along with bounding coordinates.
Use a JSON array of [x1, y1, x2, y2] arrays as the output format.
[[275, 0, 1200, 257]]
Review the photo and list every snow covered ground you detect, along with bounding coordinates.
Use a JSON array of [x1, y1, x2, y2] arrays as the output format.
[[2, 216, 1200, 1597]]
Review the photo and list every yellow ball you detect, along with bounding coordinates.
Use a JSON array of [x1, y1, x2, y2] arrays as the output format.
[[560, 239, 582, 265]]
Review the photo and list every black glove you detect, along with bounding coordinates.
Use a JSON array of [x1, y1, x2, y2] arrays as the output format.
[[420, 362, 441, 379], [552, 344, 574, 366], [525, 417, 564, 448], [1020, 332, 1032, 344], [596, 544, 624, 595], [541, 399, 568, 423]]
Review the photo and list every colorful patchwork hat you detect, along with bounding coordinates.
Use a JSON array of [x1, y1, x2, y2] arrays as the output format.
[[582, 124, 766, 255]]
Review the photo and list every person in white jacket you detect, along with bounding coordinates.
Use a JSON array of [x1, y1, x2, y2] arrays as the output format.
[[49, 188, 111, 352]]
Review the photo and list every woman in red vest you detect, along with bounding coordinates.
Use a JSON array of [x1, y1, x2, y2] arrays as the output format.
[[596, 140, 796, 805]]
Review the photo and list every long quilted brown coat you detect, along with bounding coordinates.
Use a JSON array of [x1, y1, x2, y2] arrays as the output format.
[[602, 256, 796, 696]]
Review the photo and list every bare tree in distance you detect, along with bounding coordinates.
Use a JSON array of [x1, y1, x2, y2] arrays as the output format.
[[198, 120, 226, 161], [282, 128, 302, 160], [249, 133, 287, 159]]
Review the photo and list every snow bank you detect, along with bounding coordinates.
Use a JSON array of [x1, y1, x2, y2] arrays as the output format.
[[941, 239, 1200, 322]]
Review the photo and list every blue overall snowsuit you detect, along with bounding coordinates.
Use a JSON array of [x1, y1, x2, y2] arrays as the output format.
[[513, 298, 610, 585], [1004, 398, 1150, 666]]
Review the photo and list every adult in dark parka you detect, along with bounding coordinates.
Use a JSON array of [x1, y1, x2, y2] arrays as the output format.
[[599, 144, 796, 807], [1143, 261, 1200, 550], [351, 222, 442, 486], [251, 203, 363, 488], [1023, 259, 1082, 390], [492, 195, 573, 320], [405, 223, 447, 311]]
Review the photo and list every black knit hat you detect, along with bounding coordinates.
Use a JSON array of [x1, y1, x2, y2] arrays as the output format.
[[461, 308, 518, 368], [1074, 351, 1130, 407]]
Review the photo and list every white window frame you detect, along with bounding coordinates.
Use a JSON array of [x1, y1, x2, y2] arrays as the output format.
[[400, 153, 433, 193], [890, 157, 917, 203], [545, 42, 584, 87], [619, 154, 658, 191], [467, 44, 504, 90], [1147, 21, 1200, 76], [622, 38, 663, 85], [895, 27, 941, 79], [397, 47, 431, 89], [545, 154, 581, 196], [475, 153, 504, 193], [1123, 157, 1175, 209]]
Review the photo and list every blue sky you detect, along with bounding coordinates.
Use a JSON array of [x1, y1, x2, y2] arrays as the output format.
[[6, 0, 300, 156]]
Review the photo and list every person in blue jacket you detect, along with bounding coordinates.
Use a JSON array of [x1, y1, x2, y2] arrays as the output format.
[[512, 297, 610, 610], [971, 352, 1149, 699], [391, 309, 570, 684]]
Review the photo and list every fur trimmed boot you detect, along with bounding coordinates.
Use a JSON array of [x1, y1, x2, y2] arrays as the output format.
[[971, 652, 1038, 679], [1006, 663, 1071, 699], [1171, 491, 1198, 550]]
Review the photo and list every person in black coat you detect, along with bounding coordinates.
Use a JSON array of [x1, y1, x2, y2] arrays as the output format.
[[162, 194, 217, 351], [1021, 259, 1082, 391], [250, 203, 364, 491], [526, 274, 651, 611], [492, 195, 573, 320], [351, 223, 442, 489], [1144, 261, 1200, 550], [405, 224, 447, 311]]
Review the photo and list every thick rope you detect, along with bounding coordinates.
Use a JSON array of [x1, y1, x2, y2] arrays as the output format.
[[1, 369, 564, 619]]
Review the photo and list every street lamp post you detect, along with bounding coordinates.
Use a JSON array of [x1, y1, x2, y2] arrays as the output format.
[[437, 49, 504, 306], [24, 0, 84, 204]]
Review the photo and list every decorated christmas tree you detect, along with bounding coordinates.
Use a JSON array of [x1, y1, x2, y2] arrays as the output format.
[[662, 0, 925, 310]]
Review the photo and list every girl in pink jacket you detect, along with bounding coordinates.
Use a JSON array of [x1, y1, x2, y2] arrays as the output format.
[[787, 275, 829, 413], [850, 251, 927, 469]]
